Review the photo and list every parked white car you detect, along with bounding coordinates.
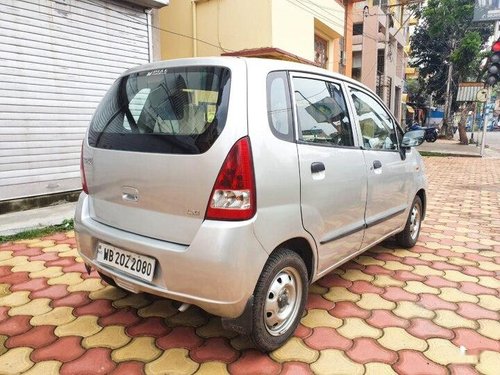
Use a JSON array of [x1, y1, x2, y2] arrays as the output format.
[[75, 57, 427, 351]]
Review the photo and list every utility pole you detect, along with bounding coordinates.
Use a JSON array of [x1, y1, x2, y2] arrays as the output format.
[[383, 5, 391, 110], [443, 39, 455, 138]]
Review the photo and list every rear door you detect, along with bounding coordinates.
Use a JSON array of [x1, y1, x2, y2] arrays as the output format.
[[347, 85, 411, 248], [292, 73, 367, 274], [82, 60, 247, 245]]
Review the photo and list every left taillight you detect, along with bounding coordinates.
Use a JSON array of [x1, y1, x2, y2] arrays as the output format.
[[80, 142, 88, 194]]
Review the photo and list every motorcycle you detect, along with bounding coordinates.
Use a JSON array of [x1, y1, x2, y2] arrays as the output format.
[[407, 123, 438, 142]]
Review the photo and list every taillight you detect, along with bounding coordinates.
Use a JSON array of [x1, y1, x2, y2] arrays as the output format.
[[205, 137, 256, 221], [80, 143, 89, 194]]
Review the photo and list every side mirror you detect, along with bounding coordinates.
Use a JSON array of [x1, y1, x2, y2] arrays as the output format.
[[402, 129, 425, 148]]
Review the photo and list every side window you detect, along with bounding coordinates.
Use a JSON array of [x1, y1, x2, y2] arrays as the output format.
[[350, 88, 398, 151], [267, 71, 293, 141], [293, 77, 354, 147]]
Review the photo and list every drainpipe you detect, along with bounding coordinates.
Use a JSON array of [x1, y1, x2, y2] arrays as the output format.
[[146, 9, 153, 63], [192, 1, 197, 57]]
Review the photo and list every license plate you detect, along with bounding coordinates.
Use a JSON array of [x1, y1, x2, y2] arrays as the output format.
[[96, 243, 156, 282]]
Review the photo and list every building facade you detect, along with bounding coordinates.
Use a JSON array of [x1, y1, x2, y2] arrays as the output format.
[[0, 0, 168, 202], [158, 0, 352, 74], [351, 0, 409, 121]]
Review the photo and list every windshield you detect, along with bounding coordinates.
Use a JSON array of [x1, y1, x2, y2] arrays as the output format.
[[88, 66, 231, 154]]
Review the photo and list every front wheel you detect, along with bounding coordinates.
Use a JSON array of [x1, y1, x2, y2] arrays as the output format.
[[250, 249, 308, 352], [427, 132, 438, 142], [396, 196, 423, 248]]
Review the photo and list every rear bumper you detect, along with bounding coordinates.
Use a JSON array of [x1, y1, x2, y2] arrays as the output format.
[[74, 193, 268, 318]]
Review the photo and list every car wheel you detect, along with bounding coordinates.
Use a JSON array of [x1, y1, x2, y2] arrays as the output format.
[[396, 196, 423, 248], [250, 249, 308, 352]]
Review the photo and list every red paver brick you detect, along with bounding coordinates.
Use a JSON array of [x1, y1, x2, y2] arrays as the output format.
[[99, 307, 141, 327], [463, 253, 492, 262], [303, 327, 353, 351], [281, 362, 314, 374], [439, 239, 466, 246], [6, 325, 57, 349], [363, 265, 394, 276], [435, 249, 461, 258], [393, 270, 425, 282], [424, 275, 459, 288], [126, 317, 170, 338], [11, 277, 48, 292], [156, 326, 203, 350], [228, 350, 281, 375], [74, 299, 114, 317], [347, 337, 398, 364], [60, 348, 115, 375], [449, 364, 479, 375], [46, 258, 75, 268], [465, 242, 490, 250], [0, 306, 9, 323], [15, 248, 43, 257], [459, 281, 497, 296], [430, 261, 462, 271], [29, 252, 60, 262], [329, 301, 370, 319], [0, 315, 32, 336], [31, 336, 85, 362], [31, 284, 69, 300], [57, 238, 77, 246], [63, 263, 87, 273], [461, 265, 495, 277], [452, 328, 500, 355], [382, 286, 419, 302], [190, 337, 239, 363], [407, 318, 454, 340], [417, 294, 457, 311], [0, 242, 13, 248], [52, 291, 90, 308], [0, 266, 11, 278], [456, 302, 499, 320], [339, 262, 365, 271], [6, 244, 28, 251], [372, 253, 401, 262], [393, 350, 447, 375], [348, 280, 384, 294], [366, 309, 409, 329], [317, 273, 352, 288], [305, 294, 336, 310], [110, 361, 145, 375], [294, 324, 312, 339], [0, 271, 30, 285], [410, 245, 434, 254]]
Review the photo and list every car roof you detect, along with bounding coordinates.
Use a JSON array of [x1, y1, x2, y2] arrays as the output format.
[[122, 56, 368, 91]]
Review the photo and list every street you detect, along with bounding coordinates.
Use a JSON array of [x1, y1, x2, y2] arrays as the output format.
[[0, 156, 499, 375]]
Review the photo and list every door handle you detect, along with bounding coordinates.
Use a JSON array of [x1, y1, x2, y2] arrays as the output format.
[[373, 160, 382, 169], [311, 162, 325, 173]]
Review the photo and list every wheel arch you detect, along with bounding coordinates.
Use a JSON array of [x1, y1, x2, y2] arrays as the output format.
[[416, 188, 426, 219], [270, 237, 316, 282]]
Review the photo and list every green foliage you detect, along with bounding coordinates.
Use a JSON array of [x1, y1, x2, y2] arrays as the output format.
[[0, 219, 74, 243], [410, 0, 493, 105]]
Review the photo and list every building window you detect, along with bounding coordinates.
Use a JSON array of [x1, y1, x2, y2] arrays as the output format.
[[353, 23, 363, 36], [314, 35, 328, 69]]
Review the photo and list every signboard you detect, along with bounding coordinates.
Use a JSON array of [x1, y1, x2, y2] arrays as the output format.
[[473, 1, 500, 22]]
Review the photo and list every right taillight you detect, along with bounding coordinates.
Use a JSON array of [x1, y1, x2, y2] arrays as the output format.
[[205, 137, 256, 221], [80, 142, 88, 194]]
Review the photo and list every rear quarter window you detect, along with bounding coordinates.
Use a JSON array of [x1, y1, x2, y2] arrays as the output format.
[[88, 66, 231, 154]]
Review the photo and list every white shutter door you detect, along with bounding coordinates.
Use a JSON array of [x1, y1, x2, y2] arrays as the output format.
[[0, 0, 150, 201]]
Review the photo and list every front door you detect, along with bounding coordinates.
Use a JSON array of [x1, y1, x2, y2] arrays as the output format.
[[292, 74, 368, 275], [347, 86, 411, 249]]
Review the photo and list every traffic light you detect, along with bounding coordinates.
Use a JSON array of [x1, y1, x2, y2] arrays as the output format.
[[486, 38, 500, 86]]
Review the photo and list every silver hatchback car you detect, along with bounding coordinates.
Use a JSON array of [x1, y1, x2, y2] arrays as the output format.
[[75, 57, 427, 351]]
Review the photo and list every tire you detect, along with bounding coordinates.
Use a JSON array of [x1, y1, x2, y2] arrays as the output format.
[[250, 249, 308, 352], [427, 133, 437, 142], [396, 196, 423, 248]]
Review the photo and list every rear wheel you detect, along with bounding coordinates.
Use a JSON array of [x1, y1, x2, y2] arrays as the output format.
[[396, 196, 422, 248], [427, 132, 437, 142], [250, 249, 308, 352]]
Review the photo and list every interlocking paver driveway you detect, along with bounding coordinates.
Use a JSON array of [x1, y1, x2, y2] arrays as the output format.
[[0, 157, 499, 375]]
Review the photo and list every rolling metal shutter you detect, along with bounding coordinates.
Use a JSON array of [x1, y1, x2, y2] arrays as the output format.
[[0, 0, 151, 201]]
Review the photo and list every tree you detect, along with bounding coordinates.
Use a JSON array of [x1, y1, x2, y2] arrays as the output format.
[[409, 0, 492, 141]]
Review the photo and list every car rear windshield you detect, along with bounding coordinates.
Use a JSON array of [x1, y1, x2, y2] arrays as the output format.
[[88, 66, 231, 154]]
